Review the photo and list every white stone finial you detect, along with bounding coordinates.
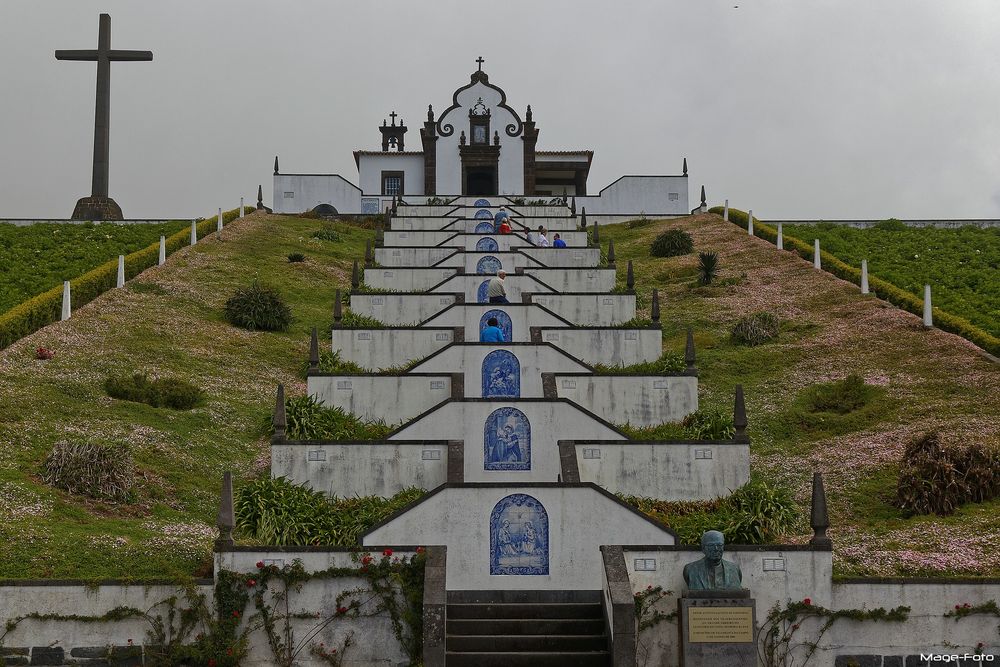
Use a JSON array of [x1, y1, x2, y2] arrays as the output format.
[[861, 259, 869, 294], [777, 222, 784, 249], [240, 197, 245, 218], [158, 236, 166, 265], [723, 200, 729, 222], [61, 281, 71, 320], [923, 284, 933, 327], [190, 220, 198, 245], [217, 208, 223, 232], [814, 239, 821, 269], [116, 255, 125, 288], [747, 210, 754, 236]]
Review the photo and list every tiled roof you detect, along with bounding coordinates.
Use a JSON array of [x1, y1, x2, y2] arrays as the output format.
[[353, 151, 426, 156], [536, 150, 593, 155]]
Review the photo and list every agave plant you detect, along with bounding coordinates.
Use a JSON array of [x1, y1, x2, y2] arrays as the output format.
[[697, 251, 719, 285]]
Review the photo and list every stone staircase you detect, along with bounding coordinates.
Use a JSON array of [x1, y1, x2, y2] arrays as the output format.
[[445, 590, 610, 666]]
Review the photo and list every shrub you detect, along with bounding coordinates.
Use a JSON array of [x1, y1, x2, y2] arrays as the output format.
[[234, 477, 423, 546], [592, 351, 685, 375], [682, 409, 736, 440], [339, 310, 385, 328], [311, 225, 342, 242], [128, 282, 168, 295], [224, 281, 293, 331], [426, 197, 449, 205], [42, 441, 135, 502], [301, 349, 367, 378], [697, 251, 719, 285], [104, 372, 204, 410], [650, 229, 694, 257], [731, 311, 780, 345], [896, 433, 1000, 516], [281, 393, 391, 440], [873, 218, 908, 231], [287, 252, 305, 263], [621, 475, 798, 544], [803, 374, 873, 414], [624, 216, 655, 230], [526, 199, 549, 206]]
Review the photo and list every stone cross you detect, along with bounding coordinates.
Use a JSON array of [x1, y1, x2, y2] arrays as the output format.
[[56, 14, 152, 220], [476, 56, 485, 71], [389, 111, 398, 126]]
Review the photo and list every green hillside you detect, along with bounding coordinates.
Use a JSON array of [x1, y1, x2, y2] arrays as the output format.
[[0, 211, 997, 579]]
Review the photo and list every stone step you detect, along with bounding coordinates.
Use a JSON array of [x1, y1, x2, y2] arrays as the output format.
[[447, 589, 603, 604], [448, 602, 603, 620], [446, 633, 608, 652], [445, 650, 610, 667], [447, 618, 605, 636]]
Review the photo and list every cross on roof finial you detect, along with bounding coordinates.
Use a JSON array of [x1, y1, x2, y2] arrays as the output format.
[[476, 56, 485, 72], [389, 110, 397, 126]]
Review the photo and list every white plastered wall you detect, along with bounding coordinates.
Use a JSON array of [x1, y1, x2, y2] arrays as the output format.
[[363, 267, 457, 291], [419, 303, 570, 342], [535, 328, 662, 366], [308, 375, 452, 423], [529, 293, 636, 326], [349, 293, 456, 325], [273, 174, 362, 214], [555, 375, 697, 426], [521, 267, 617, 293], [331, 328, 454, 370], [357, 153, 426, 196]]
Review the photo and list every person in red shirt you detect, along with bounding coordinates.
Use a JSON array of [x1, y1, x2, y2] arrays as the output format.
[[498, 219, 512, 234]]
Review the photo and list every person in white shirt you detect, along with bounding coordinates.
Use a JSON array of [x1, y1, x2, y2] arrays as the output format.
[[536, 226, 549, 247]]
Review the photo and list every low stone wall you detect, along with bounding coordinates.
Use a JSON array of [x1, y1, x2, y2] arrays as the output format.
[[332, 327, 457, 370], [532, 326, 663, 366], [349, 292, 457, 325], [521, 266, 618, 293], [271, 440, 451, 497], [363, 266, 457, 290], [518, 246, 602, 267], [429, 273, 555, 303], [382, 229, 457, 246], [308, 373, 454, 422], [568, 439, 749, 499], [434, 250, 544, 273], [390, 215, 462, 230], [421, 303, 571, 342], [374, 246, 457, 267], [529, 292, 636, 326], [396, 205, 458, 217], [552, 374, 697, 426]]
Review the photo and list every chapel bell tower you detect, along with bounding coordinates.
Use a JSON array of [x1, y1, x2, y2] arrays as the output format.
[[379, 111, 407, 151]]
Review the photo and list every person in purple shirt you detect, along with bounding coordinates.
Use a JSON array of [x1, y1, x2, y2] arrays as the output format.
[[552, 233, 567, 248], [480, 317, 505, 343]]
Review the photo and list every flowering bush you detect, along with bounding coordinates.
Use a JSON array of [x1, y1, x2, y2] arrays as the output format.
[[35, 346, 54, 360]]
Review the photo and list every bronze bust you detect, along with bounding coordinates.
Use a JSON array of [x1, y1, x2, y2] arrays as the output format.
[[683, 530, 743, 591]]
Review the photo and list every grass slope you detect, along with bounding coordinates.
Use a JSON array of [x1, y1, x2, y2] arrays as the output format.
[[0, 221, 189, 314], [0, 213, 364, 578], [1, 212, 998, 579]]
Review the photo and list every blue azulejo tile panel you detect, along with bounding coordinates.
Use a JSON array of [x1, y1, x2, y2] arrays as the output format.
[[474, 199, 492, 208], [477, 280, 490, 303], [475, 208, 493, 219], [484, 406, 530, 470], [477, 255, 502, 275], [490, 493, 549, 575], [482, 350, 520, 398], [361, 198, 380, 214], [476, 237, 499, 252], [480, 309, 512, 342], [475, 221, 494, 234]]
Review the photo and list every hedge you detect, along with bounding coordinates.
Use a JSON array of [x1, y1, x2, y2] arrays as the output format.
[[709, 206, 1000, 357], [0, 205, 250, 350]]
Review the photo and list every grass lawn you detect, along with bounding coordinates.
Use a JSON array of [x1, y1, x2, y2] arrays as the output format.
[[0, 211, 997, 579]]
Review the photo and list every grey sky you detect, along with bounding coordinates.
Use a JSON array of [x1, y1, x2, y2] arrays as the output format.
[[2, 0, 999, 220]]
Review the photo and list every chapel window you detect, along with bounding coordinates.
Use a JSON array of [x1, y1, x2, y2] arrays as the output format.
[[381, 171, 403, 196]]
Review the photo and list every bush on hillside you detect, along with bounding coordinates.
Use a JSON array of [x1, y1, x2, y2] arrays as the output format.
[[234, 477, 423, 545], [224, 280, 293, 331], [731, 311, 780, 345], [896, 433, 1000, 516], [802, 374, 874, 414], [650, 229, 694, 258], [311, 225, 342, 242], [592, 351, 685, 375], [681, 409, 736, 440], [287, 252, 305, 263], [42, 441, 135, 503], [697, 251, 719, 285], [300, 349, 367, 378], [104, 372, 203, 410], [280, 393, 391, 440]]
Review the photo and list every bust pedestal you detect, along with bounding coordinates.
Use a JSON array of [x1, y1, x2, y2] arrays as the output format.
[[71, 196, 123, 221], [678, 589, 756, 667]]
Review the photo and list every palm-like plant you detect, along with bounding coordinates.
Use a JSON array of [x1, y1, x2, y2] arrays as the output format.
[[698, 251, 719, 285]]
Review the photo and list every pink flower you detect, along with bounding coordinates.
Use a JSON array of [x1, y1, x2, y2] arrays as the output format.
[[416, 546, 425, 554], [256, 560, 264, 569], [383, 548, 393, 557], [247, 579, 256, 587], [803, 598, 812, 606], [337, 606, 348, 614]]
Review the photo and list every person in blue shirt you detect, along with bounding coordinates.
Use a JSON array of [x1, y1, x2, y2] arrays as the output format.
[[480, 317, 505, 343], [552, 233, 567, 248], [493, 207, 509, 233]]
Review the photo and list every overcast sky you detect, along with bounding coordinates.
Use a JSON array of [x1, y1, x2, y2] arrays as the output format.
[[2, 1, 999, 220]]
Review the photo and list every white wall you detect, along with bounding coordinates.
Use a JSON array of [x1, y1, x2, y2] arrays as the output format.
[[374, 246, 457, 267], [409, 343, 590, 398], [364, 486, 675, 590], [529, 293, 636, 326], [429, 273, 555, 303], [518, 247, 602, 267], [389, 401, 625, 484], [420, 303, 571, 342], [535, 328, 662, 366], [363, 267, 457, 291], [271, 441, 448, 497], [521, 267, 618, 293], [332, 328, 454, 370], [391, 217, 463, 231], [308, 374, 452, 423], [357, 153, 425, 196], [349, 293, 456, 325], [575, 441, 749, 500], [575, 175, 689, 216], [435, 251, 544, 273], [273, 174, 362, 214], [397, 204, 459, 217], [382, 230, 457, 246], [555, 375, 697, 426]]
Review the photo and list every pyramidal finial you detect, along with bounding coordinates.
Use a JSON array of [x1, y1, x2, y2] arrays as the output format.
[[651, 289, 660, 322], [365, 240, 373, 267], [734, 385, 748, 442], [351, 260, 360, 289], [309, 327, 319, 372], [626, 260, 635, 290], [334, 289, 343, 324], [685, 328, 696, 373], [570, 196, 576, 216], [214, 471, 235, 550], [580, 207, 587, 230], [257, 184, 263, 209], [427, 104, 434, 122], [700, 185, 707, 207], [593, 220, 600, 245], [607, 239, 616, 265], [272, 384, 286, 441], [526, 104, 533, 122], [809, 472, 832, 548], [274, 155, 279, 174], [683, 158, 688, 176]]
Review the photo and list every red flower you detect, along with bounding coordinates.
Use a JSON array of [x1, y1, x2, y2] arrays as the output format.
[[256, 561, 264, 569], [383, 548, 393, 557], [963, 603, 971, 608], [361, 555, 373, 565], [232, 610, 240, 618], [415, 546, 425, 554], [208, 660, 217, 667], [35, 347, 54, 360], [792, 623, 800, 630], [337, 606, 348, 614], [803, 598, 812, 606], [647, 585, 653, 590], [956, 604, 962, 610], [247, 579, 256, 587]]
